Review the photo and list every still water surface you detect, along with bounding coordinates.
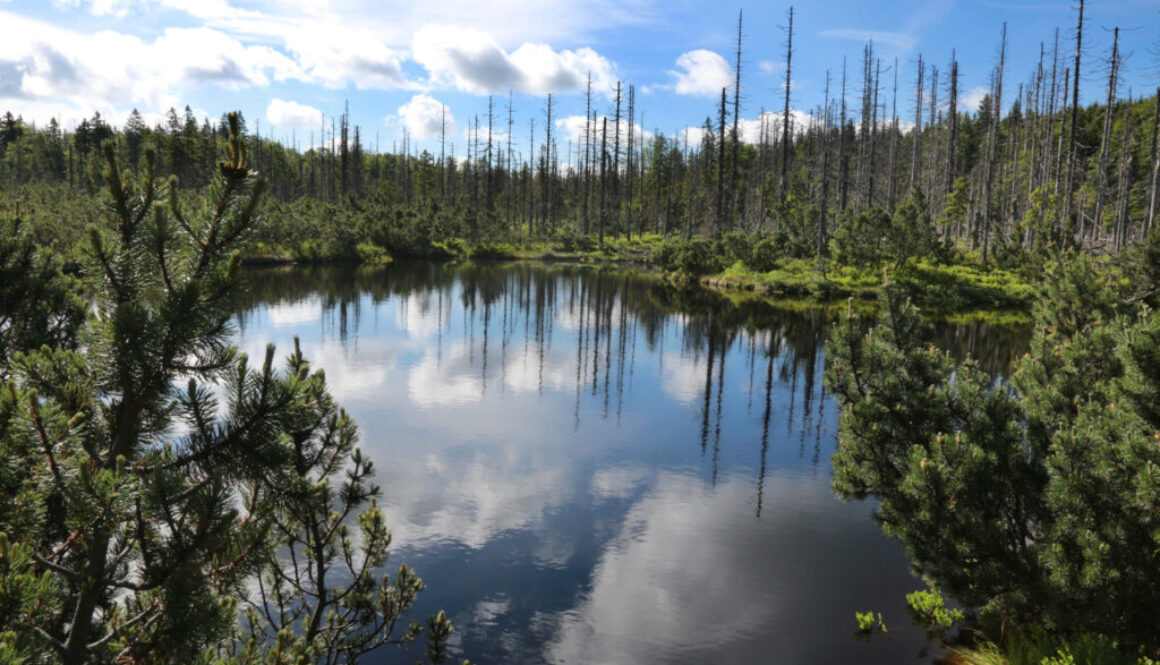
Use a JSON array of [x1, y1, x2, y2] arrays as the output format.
[[234, 262, 1028, 665]]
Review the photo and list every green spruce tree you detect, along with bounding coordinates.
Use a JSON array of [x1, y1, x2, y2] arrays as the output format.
[[0, 114, 457, 665], [826, 256, 1160, 649]]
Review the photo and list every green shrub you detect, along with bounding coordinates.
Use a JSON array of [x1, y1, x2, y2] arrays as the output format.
[[655, 237, 725, 276], [827, 257, 1160, 650]]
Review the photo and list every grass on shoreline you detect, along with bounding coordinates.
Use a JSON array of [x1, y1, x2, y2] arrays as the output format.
[[708, 258, 1035, 313], [240, 234, 1036, 319]]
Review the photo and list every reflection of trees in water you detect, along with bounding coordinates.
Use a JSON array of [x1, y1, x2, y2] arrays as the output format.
[[236, 262, 1030, 514]]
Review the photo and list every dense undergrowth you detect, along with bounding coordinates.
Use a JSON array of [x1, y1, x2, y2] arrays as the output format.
[[9, 179, 1159, 315]]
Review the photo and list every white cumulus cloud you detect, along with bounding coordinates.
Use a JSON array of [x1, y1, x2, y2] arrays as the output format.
[[266, 98, 321, 130], [960, 86, 990, 113], [397, 93, 456, 140], [280, 22, 409, 90], [666, 49, 734, 98], [0, 11, 301, 124], [412, 23, 617, 96]]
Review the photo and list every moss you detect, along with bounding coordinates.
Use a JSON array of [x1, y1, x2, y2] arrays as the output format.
[[700, 258, 1035, 314]]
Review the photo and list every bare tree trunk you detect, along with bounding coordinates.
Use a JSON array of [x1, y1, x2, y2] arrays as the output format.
[[1063, 0, 1085, 241], [927, 64, 939, 210], [1027, 48, 1043, 212], [440, 104, 447, 205], [730, 10, 744, 230], [888, 57, 900, 212], [486, 95, 494, 210], [819, 69, 832, 272], [507, 91, 515, 228], [859, 46, 872, 210], [627, 84, 636, 239], [1114, 93, 1134, 251], [982, 22, 1007, 262], [839, 56, 850, 211], [717, 87, 727, 236], [612, 83, 622, 238], [1147, 88, 1160, 237], [1092, 27, 1120, 247], [869, 57, 881, 208], [1045, 31, 1059, 195], [599, 116, 608, 247], [780, 6, 795, 205], [945, 54, 959, 203], [910, 54, 924, 192], [583, 74, 592, 235]]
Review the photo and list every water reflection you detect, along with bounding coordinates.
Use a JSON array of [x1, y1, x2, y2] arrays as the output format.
[[233, 263, 1030, 665]]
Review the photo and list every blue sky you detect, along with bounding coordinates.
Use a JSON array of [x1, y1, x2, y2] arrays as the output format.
[[1, 0, 1158, 161]]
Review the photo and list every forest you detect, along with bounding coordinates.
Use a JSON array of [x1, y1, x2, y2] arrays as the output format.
[[1, 5, 1158, 313], [2, 1, 1160, 664]]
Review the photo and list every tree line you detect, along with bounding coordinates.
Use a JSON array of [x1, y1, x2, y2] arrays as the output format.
[[1, 2, 1157, 268]]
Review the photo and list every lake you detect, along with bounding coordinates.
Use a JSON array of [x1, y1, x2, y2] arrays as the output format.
[[234, 262, 1029, 665]]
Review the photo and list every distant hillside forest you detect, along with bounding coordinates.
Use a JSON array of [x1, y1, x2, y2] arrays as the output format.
[[1, 5, 1158, 268]]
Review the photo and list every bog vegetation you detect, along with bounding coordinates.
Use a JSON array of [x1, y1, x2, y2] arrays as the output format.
[[1, 3, 1159, 312], [3, 1, 1160, 663]]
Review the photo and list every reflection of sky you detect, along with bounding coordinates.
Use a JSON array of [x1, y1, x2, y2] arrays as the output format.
[[546, 471, 926, 665], [235, 266, 934, 665]]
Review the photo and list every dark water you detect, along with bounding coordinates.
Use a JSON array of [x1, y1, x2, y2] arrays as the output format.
[[234, 262, 1029, 665]]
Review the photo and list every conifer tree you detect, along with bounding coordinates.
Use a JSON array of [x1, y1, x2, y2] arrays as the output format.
[[0, 212, 83, 378], [0, 114, 455, 665], [826, 257, 1160, 649]]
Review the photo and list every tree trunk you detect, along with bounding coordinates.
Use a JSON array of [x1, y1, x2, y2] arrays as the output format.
[[1092, 27, 1119, 247], [780, 6, 794, 206], [1063, 0, 1085, 240]]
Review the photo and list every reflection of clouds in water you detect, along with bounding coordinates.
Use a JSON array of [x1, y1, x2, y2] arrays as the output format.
[[236, 334, 410, 405], [472, 596, 511, 626], [501, 344, 574, 395], [590, 466, 651, 501], [306, 342, 399, 403], [554, 298, 625, 333], [266, 297, 323, 327], [659, 351, 705, 404], [381, 448, 572, 551], [406, 340, 578, 406], [407, 343, 483, 407], [396, 293, 446, 339], [544, 473, 778, 664], [542, 471, 907, 665]]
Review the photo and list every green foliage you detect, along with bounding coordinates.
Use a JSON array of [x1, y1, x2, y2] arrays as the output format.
[[552, 224, 597, 253], [0, 213, 84, 376], [905, 588, 964, 633], [886, 189, 942, 268], [0, 115, 455, 665], [854, 611, 887, 636], [654, 236, 725, 277], [826, 255, 1160, 650], [232, 339, 450, 663], [1129, 223, 1160, 303], [717, 231, 784, 273], [952, 631, 1158, 665], [831, 208, 891, 267], [1020, 185, 1062, 255], [832, 192, 941, 270], [939, 177, 970, 232], [355, 241, 392, 264]]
